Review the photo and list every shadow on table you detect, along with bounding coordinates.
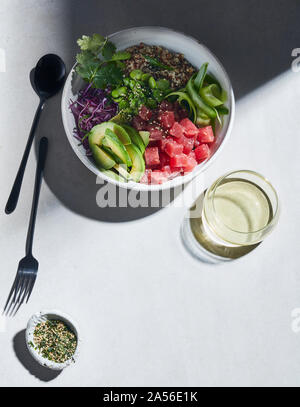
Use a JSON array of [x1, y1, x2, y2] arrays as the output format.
[[34, 0, 299, 222], [13, 330, 62, 382], [69, 0, 298, 99]]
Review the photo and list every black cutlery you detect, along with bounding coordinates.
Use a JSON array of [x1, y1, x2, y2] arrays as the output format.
[[4, 137, 48, 316], [5, 54, 65, 215]]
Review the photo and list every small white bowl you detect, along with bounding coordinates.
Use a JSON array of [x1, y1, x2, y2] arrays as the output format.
[[61, 26, 235, 191], [26, 309, 81, 370]]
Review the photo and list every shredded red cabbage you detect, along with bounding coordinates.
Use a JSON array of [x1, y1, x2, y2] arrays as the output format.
[[69, 84, 118, 155]]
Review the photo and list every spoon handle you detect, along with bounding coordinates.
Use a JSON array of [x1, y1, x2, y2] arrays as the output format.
[[26, 137, 48, 256], [5, 99, 45, 214]]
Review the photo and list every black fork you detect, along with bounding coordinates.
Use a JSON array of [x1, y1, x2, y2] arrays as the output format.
[[4, 137, 48, 316]]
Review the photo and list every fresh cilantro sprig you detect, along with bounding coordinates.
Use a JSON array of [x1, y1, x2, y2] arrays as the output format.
[[75, 34, 131, 89]]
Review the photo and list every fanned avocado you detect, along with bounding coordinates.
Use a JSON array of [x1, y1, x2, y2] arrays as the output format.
[[90, 144, 116, 170], [139, 131, 150, 147], [122, 124, 145, 154], [89, 122, 131, 147], [101, 169, 126, 182], [109, 110, 131, 124], [102, 129, 132, 166], [125, 144, 145, 182], [114, 164, 132, 181]]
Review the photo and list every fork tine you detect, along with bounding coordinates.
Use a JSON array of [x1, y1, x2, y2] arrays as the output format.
[[7, 275, 25, 316], [12, 274, 24, 304], [13, 277, 31, 316], [4, 274, 23, 316], [16, 274, 29, 304], [26, 275, 37, 303], [3, 276, 18, 313], [8, 299, 19, 317]]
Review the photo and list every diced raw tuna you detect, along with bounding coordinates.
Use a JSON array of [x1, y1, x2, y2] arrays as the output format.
[[180, 118, 199, 137], [138, 105, 152, 121], [159, 138, 169, 151], [177, 135, 194, 154], [161, 165, 171, 175], [164, 139, 184, 157], [188, 150, 196, 160], [169, 122, 184, 138], [184, 156, 197, 172], [194, 144, 211, 162], [145, 147, 160, 166], [132, 116, 147, 131], [170, 154, 188, 168], [147, 140, 159, 149], [159, 100, 174, 111], [197, 125, 214, 143], [159, 111, 175, 130], [150, 170, 170, 185], [174, 101, 189, 120], [140, 169, 152, 184], [133, 104, 214, 184], [159, 152, 170, 167], [147, 124, 164, 140]]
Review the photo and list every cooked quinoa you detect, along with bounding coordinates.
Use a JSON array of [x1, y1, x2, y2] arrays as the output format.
[[124, 43, 195, 89], [33, 319, 77, 364]]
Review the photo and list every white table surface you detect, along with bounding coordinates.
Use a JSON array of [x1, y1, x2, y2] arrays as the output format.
[[0, 0, 300, 387]]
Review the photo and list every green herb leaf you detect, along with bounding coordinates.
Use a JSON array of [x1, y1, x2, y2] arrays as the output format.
[[102, 40, 116, 60], [75, 51, 100, 82], [93, 62, 123, 89], [77, 34, 105, 54], [111, 51, 131, 61]]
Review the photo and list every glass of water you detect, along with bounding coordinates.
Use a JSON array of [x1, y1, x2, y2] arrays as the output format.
[[181, 170, 279, 262]]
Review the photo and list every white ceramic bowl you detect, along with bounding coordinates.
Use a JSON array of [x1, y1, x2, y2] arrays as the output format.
[[61, 26, 235, 191], [26, 309, 81, 370]]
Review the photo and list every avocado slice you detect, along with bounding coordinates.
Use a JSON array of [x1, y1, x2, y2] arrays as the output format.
[[102, 129, 132, 166], [90, 144, 116, 170], [101, 169, 126, 182], [89, 122, 131, 147], [125, 144, 145, 182], [114, 164, 131, 181], [139, 131, 150, 147], [122, 124, 145, 154], [109, 110, 130, 124]]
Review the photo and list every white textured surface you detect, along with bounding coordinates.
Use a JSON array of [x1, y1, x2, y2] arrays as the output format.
[[0, 0, 300, 387]]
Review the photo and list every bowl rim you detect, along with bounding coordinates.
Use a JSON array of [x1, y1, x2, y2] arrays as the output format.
[[61, 26, 235, 191], [26, 309, 81, 370]]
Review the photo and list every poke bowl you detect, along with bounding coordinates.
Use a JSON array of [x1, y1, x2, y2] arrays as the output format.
[[61, 26, 235, 191]]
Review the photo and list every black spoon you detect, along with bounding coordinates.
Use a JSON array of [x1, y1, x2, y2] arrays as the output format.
[[5, 54, 66, 215]]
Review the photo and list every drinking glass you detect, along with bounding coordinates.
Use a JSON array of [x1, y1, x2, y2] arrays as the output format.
[[181, 170, 279, 262]]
